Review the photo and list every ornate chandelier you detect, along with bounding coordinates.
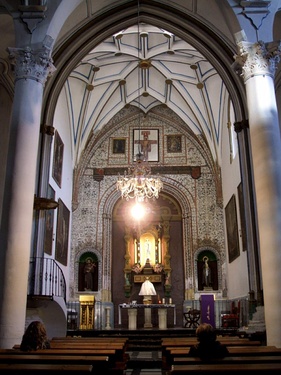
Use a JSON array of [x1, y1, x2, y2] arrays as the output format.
[[117, 154, 163, 202]]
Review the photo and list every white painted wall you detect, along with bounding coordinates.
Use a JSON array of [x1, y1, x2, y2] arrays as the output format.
[[221, 103, 249, 299], [49, 90, 73, 298]]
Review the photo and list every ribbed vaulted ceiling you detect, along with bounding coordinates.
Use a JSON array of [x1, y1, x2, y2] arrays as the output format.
[[65, 24, 230, 164]]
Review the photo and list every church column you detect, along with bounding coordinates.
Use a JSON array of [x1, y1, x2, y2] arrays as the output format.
[[102, 213, 112, 302], [0, 45, 55, 348], [234, 40, 281, 347]]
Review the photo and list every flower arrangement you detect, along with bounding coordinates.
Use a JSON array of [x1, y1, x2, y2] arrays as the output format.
[[153, 263, 164, 273], [132, 263, 142, 274]]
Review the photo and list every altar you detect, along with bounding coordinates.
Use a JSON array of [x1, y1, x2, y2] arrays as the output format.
[[118, 303, 176, 329]]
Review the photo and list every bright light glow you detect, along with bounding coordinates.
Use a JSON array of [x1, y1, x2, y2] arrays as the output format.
[[131, 203, 145, 220]]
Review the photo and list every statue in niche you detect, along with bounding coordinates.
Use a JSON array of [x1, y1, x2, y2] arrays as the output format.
[[84, 258, 96, 291], [202, 256, 212, 288], [144, 238, 151, 260]]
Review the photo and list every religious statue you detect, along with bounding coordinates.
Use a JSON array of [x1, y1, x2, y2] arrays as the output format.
[[139, 278, 156, 295], [144, 238, 151, 260], [202, 256, 212, 288], [84, 258, 96, 291], [139, 277, 156, 304]]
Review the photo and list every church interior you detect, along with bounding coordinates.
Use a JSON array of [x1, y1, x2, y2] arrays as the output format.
[[1, 1, 281, 364]]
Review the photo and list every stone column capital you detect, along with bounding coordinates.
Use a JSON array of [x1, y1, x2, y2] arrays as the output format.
[[233, 40, 281, 82], [7, 44, 56, 85]]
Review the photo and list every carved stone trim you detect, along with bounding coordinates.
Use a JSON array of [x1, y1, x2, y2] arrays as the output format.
[[19, 4, 47, 34], [239, 1, 270, 31], [234, 41, 281, 82], [8, 45, 56, 85]]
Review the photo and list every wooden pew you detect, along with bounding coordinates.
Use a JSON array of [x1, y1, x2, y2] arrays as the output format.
[[48, 341, 129, 370], [162, 337, 261, 348], [0, 348, 126, 374], [173, 355, 281, 364], [161, 337, 261, 370], [228, 346, 281, 356], [49, 342, 126, 350], [0, 363, 93, 373], [11, 337, 129, 374], [162, 336, 261, 361], [52, 336, 128, 342], [162, 345, 281, 371], [0, 354, 109, 364], [0, 349, 117, 356], [169, 363, 281, 373]]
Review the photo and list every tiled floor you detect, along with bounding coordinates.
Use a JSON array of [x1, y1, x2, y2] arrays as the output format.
[[125, 351, 163, 375]]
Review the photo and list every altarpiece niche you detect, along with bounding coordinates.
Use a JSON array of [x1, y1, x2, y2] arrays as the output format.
[[123, 221, 172, 299]]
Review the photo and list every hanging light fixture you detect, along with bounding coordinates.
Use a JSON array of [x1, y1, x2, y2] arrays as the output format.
[[116, 0, 163, 202], [117, 155, 163, 202]]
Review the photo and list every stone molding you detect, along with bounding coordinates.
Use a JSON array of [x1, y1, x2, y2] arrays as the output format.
[[8, 45, 55, 85], [234, 40, 281, 82]]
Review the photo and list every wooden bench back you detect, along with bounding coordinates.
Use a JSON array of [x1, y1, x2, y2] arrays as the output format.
[[0, 363, 93, 373], [170, 363, 281, 373], [172, 355, 281, 364]]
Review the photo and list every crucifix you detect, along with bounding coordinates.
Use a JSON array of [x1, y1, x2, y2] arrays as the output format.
[[134, 131, 157, 161]]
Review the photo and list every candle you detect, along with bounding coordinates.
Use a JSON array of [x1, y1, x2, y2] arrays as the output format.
[[162, 298, 165, 304], [169, 298, 172, 304]]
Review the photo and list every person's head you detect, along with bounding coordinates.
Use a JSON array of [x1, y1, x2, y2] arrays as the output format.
[[20, 321, 49, 351], [196, 323, 217, 343]]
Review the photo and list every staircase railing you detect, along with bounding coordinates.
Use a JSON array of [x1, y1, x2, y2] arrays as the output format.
[[28, 257, 66, 301]]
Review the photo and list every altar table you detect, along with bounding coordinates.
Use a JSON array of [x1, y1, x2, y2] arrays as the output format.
[[118, 303, 176, 329]]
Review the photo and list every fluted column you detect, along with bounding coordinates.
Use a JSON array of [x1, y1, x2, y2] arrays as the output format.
[[0, 45, 55, 348], [234, 40, 281, 347]]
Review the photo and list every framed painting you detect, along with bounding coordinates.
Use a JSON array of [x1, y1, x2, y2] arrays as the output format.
[[55, 198, 70, 266], [133, 129, 159, 162], [225, 194, 240, 263], [167, 135, 182, 153], [112, 138, 126, 154], [44, 185, 55, 255], [238, 183, 247, 251], [52, 130, 64, 187]]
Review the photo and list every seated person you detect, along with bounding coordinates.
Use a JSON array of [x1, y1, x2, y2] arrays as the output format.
[[20, 321, 50, 351], [189, 323, 229, 361]]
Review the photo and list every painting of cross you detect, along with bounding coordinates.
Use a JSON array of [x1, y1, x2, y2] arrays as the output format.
[[133, 129, 159, 161]]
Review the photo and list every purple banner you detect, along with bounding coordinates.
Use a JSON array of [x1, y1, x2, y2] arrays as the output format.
[[200, 294, 215, 328]]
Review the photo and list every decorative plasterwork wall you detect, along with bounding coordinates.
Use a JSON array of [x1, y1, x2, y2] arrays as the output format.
[[70, 106, 226, 301]]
